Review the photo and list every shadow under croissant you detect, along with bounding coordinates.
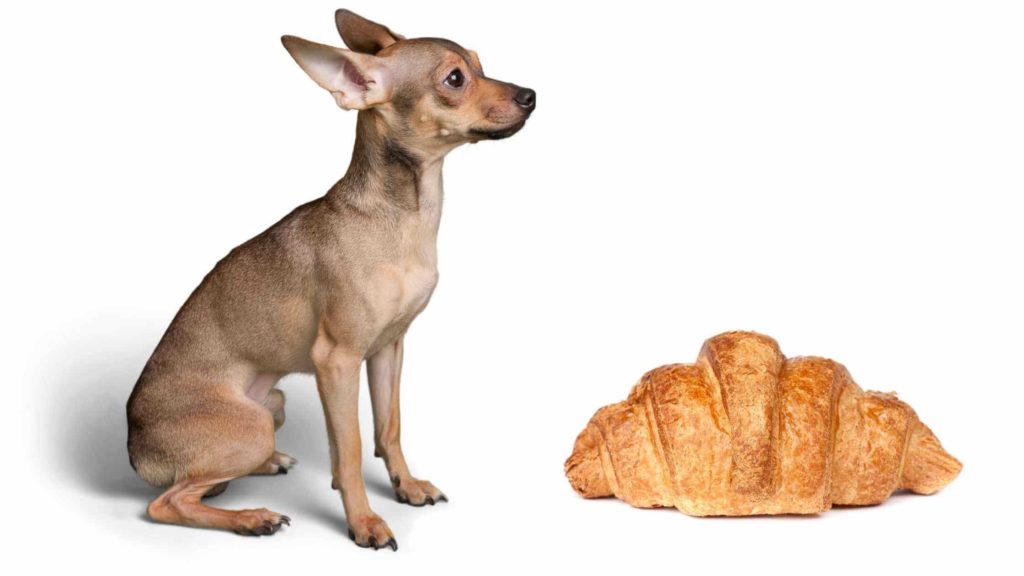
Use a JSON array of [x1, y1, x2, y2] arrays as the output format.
[[581, 488, 942, 520]]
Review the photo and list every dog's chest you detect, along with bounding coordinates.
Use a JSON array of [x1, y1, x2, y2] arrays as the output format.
[[366, 184, 443, 348], [362, 240, 438, 354], [386, 253, 438, 319]]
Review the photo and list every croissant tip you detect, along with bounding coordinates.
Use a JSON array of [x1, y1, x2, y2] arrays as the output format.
[[899, 422, 963, 495], [565, 426, 612, 499]]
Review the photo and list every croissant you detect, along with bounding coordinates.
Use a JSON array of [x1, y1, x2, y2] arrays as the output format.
[[565, 331, 961, 515]]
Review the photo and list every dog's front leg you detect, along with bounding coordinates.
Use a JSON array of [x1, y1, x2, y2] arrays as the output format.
[[367, 335, 447, 506], [313, 334, 397, 551]]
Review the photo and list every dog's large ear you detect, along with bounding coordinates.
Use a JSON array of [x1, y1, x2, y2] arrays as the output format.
[[335, 9, 404, 54], [281, 35, 392, 110]]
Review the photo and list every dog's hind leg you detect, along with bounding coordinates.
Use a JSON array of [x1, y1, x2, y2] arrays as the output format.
[[251, 389, 298, 475], [199, 389, 295, 496], [142, 389, 290, 535], [262, 388, 288, 431], [148, 479, 290, 535], [202, 451, 295, 498], [251, 451, 298, 475]]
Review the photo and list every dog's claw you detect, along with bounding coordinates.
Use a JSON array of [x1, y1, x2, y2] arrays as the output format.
[[393, 478, 445, 507], [281, 515, 291, 526], [348, 517, 395, 550], [350, 529, 377, 549], [234, 511, 288, 537], [250, 521, 276, 536], [278, 467, 288, 475]]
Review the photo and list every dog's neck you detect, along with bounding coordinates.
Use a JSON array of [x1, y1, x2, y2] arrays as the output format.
[[329, 110, 445, 218]]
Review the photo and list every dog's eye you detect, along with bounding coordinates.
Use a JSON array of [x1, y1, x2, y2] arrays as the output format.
[[443, 68, 465, 88]]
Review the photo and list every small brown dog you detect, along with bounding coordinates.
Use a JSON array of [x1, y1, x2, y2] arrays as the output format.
[[126, 9, 534, 550]]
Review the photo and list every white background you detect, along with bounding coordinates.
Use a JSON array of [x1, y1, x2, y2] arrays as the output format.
[[3, 0, 1022, 573]]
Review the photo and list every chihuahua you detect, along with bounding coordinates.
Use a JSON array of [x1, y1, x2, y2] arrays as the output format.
[[126, 9, 535, 550]]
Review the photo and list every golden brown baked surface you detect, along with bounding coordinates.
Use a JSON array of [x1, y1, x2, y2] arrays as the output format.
[[564, 331, 961, 515]]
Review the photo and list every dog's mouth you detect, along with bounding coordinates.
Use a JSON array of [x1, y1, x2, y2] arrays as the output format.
[[469, 120, 527, 141]]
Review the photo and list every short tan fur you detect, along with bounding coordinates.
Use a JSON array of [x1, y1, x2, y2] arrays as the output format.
[[127, 9, 535, 549]]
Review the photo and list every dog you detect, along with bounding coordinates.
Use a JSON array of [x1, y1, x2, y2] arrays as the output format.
[[126, 9, 535, 550]]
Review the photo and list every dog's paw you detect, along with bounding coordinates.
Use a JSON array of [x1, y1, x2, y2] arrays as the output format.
[[269, 451, 298, 474], [253, 451, 298, 475], [393, 475, 447, 506], [233, 508, 291, 536], [347, 514, 397, 551]]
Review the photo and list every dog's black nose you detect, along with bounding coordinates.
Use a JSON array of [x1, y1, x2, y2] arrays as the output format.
[[514, 88, 536, 110]]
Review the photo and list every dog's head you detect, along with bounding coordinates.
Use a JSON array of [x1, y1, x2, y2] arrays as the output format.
[[283, 10, 535, 157]]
